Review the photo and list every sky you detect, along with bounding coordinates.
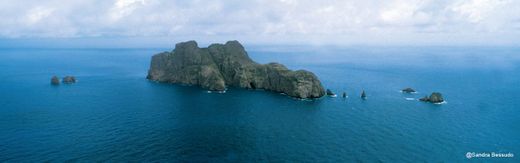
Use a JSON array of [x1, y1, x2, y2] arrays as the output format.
[[1, 0, 519, 47]]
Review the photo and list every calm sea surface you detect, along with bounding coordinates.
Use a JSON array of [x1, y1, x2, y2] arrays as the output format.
[[0, 46, 519, 162]]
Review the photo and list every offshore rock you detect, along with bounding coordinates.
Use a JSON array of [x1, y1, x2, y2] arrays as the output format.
[[402, 87, 416, 93], [361, 90, 367, 99], [326, 89, 335, 96], [147, 40, 325, 99], [62, 76, 76, 84], [420, 92, 444, 103], [51, 76, 60, 85]]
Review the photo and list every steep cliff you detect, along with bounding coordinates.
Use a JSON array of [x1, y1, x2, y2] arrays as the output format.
[[147, 40, 325, 99]]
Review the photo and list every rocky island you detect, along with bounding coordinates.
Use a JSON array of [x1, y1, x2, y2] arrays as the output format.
[[51, 76, 60, 85], [326, 89, 336, 97], [420, 92, 444, 103], [402, 87, 416, 93], [63, 76, 76, 84], [146, 40, 325, 99]]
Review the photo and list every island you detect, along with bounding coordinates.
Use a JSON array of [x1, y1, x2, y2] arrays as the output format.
[[146, 40, 325, 99], [402, 87, 416, 93], [326, 89, 336, 97], [361, 90, 367, 99], [51, 76, 60, 85], [62, 76, 76, 84], [419, 92, 444, 103]]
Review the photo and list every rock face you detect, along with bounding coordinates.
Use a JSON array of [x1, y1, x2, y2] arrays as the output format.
[[420, 92, 444, 103], [402, 87, 416, 93], [51, 76, 60, 85], [62, 76, 76, 84], [147, 40, 325, 99]]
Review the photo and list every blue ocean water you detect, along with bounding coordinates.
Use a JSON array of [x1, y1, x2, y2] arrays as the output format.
[[0, 46, 519, 162]]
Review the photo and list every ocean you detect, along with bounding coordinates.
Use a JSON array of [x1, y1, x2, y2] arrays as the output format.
[[1, 46, 519, 162]]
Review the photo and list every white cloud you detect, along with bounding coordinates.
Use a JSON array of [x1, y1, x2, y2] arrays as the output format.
[[450, 0, 509, 23], [25, 6, 55, 25], [109, 0, 147, 21], [0, 0, 518, 45], [380, 1, 420, 23]]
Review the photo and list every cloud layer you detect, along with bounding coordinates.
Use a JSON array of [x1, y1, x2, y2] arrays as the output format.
[[0, 0, 519, 45]]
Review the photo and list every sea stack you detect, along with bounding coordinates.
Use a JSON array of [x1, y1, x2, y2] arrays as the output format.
[[419, 92, 444, 103], [361, 90, 367, 99], [326, 89, 336, 97], [402, 88, 416, 93], [51, 76, 60, 85], [62, 76, 76, 84], [147, 40, 326, 99]]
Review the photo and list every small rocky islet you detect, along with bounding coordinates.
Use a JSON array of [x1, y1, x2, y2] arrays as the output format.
[[326, 89, 336, 97], [402, 87, 416, 93], [51, 76, 60, 85], [419, 92, 445, 103], [62, 76, 77, 84], [50, 76, 77, 85]]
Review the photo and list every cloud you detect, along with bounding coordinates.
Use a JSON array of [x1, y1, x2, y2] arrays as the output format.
[[109, 0, 147, 21], [450, 0, 509, 23], [0, 0, 518, 45], [25, 6, 55, 25], [380, 0, 425, 24]]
